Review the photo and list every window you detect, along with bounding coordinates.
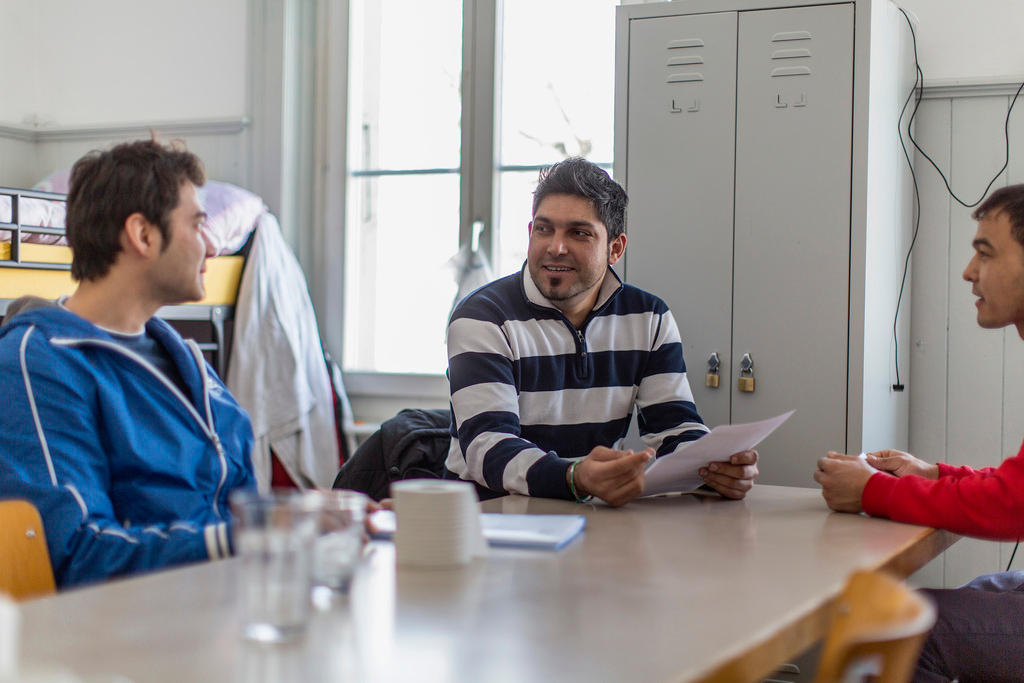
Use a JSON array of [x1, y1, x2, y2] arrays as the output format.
[[344, 0, 463, 375], [344, 0, 616, 378], [493, 0, 617, 276]]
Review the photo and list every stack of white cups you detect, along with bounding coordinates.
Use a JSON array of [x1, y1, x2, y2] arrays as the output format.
[[392, 480, 487, 567]]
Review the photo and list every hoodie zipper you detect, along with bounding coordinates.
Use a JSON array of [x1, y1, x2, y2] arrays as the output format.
[[50, 336, 230, 520], [186, 339, 229, 519]]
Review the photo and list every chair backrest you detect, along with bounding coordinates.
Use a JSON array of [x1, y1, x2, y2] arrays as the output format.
[[814, 570, 936, 683], [0, 500, 56, 600]]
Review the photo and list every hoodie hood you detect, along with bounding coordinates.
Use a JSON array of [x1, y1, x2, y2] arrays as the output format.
[[0, 299, 182, 359], [0, 301, 100, 339]]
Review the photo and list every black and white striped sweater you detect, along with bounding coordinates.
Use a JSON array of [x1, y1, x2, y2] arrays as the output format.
[[445, 265, 708, 499]]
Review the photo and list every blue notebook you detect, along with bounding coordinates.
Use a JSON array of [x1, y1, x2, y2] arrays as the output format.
[[369, 510, 586, 550]]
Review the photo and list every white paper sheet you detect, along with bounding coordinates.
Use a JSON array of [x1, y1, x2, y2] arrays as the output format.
[[641, 410, 794, 496]]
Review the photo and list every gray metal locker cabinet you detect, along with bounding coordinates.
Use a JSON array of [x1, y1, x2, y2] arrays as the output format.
[[615, 0, 914, 487]]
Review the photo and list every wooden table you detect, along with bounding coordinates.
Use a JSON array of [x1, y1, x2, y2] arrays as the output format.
[[16, 486, 957, 682]]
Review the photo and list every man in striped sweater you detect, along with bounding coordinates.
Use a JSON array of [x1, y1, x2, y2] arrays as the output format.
[[444, 158, 759, 506]]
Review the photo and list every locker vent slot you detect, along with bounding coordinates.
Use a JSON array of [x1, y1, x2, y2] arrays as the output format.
[[667, 73, 705, 83], [770, 31, 812, 42], [771, 48, 811, 60], [667, 56, 704, 66], [667, 39, 704, 49], [770, 66, 812, 78]]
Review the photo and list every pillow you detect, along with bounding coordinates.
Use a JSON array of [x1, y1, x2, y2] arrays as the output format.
[[33, 169, 71, 194], [197, 181, 266, 255]]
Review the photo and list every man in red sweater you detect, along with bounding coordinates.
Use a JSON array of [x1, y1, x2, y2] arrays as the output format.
[[815, 183, 1024, 682]]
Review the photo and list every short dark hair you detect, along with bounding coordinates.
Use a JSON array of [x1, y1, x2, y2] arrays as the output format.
[[972, 184, 1024, 248], [532, 158, 628, 240], [66, 139, 205, 281]]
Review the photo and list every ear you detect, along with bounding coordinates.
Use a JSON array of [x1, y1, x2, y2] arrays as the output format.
[[608, 233, 627, 266], [527, 220, 534, 237], [121, 212, 161, 258]]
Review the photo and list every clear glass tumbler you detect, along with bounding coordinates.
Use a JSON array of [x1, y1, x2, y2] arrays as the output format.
[[230, 490, 318, 643], [308, 490, 368, 597]]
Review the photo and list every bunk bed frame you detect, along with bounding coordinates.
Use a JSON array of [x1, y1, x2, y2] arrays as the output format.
[[0, 187, 241, 377]]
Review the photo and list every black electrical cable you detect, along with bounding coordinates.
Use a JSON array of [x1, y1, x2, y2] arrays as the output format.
[[1007, 541, 1019, 572], [891, 6, 1024, 390], [891, 29, 923, 390]]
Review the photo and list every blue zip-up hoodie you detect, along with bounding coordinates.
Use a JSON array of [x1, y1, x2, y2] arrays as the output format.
[[0, 305, 256, 588]]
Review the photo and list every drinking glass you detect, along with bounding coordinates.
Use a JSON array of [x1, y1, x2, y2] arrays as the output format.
[[309, 490, 368, 598], [230, 490, 318, 643]]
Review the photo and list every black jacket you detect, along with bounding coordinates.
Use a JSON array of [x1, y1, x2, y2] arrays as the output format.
[[332, 408, 451, 501]]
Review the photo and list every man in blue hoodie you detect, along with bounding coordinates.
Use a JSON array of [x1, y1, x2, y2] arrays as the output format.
[[0, 140, 256, 588]]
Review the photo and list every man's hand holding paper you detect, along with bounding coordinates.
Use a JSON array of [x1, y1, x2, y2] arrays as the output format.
[[642, 411, 794, 497], [699, 449, 760, 499]]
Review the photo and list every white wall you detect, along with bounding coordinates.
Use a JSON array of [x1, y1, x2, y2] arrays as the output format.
[[0, 0, 247, 127], [0, 0, 252, 187], [896, 0, 1024, 82], [0, 2, 35, 125]]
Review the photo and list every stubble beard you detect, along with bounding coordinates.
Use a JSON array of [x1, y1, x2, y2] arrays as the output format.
[[530, 246, 611, 304], [153, 270, 204, 306], [541, 277, 581, 302]]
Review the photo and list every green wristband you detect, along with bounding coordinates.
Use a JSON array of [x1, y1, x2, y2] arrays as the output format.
[[568, 460, 592, 503]]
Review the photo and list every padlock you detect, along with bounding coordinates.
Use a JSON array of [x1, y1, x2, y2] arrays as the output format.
[[705, 352, 721, 389], [737, 352, 755, 392]]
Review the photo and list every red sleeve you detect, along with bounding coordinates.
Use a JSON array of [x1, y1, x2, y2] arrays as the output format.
[[861, 440, 1024, 541], [936, 461, 999, 479]]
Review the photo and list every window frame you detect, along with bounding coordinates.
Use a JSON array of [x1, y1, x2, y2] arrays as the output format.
[[314, 0, 499, 398], [315, 0, 615, 398]]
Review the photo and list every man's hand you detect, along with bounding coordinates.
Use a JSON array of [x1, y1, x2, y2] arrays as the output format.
[[864, 450, 939, 480], [573, 446, 654, 507], [814, 451, 877, 513], [699, 450, 759, 500]]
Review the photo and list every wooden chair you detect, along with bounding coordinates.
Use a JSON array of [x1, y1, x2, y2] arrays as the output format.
[[0, 500, 56, 600], [814, 570, 937, 683]]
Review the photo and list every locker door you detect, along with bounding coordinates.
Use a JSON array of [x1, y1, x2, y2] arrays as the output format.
[[623, 11, 737, 431], [733, 4, 854, 486]]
